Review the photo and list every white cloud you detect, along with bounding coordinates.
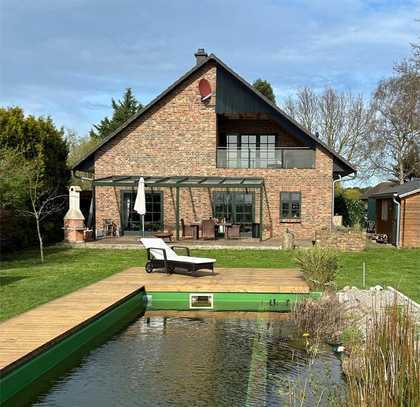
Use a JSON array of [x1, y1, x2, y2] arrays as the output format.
[[0, 0, 418, 136]]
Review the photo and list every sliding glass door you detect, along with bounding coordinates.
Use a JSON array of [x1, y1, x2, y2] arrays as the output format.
[[213, 191, 254, 236], [122, 191, 163, 235]]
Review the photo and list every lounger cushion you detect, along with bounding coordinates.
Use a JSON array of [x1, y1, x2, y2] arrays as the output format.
[[140, 238, 178, 260], [172, 255, 216, 264], [140, 238, 215, 264]]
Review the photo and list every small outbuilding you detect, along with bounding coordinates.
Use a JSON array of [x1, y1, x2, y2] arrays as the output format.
[[370, 179, 420, 247], [361, 181, 395, 224]]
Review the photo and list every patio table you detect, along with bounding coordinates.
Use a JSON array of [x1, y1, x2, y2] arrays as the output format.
[[153, 231, 173, 242]]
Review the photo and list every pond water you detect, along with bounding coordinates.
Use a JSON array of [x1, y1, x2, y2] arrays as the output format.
[[32, 315, 344, 406]]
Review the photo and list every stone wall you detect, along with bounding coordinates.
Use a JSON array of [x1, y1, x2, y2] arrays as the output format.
[[315, 227, 367, 251], [94, 61, 335, 240]]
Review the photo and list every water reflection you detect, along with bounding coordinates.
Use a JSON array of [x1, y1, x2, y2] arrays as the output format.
[[32, 316, 344, 407]]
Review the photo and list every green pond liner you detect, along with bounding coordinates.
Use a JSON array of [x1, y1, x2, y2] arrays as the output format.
[[0, 288, 147, 406], [146, 291, 322, 312]]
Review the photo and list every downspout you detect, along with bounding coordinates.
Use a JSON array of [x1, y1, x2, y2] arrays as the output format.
[[392, 193, 401, 248], [332, 175, 342, 230], [331, 173, 357, 230]]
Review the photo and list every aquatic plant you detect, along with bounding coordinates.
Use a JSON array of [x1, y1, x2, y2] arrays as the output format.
[[286, 340, 346, 407], [295, 247, 339, 290]]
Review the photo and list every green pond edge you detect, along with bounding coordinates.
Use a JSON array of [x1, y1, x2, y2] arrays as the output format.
[[0, 289, 321, 405], [146, 291, 322, 312], [0, 288, 147, 406]]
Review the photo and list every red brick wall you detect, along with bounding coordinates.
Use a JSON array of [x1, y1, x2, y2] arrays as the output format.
[[94, 62, 334, 240]]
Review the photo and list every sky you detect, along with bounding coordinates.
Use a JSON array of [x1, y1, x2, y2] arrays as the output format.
[[0, 0, 419, 139]]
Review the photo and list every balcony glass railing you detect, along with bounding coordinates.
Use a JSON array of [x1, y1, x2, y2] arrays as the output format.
[[216, 147, 315, 169]]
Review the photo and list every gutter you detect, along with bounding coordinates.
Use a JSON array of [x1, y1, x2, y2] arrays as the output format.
[[72, 170, 94, 182], [392, 193, 401, 248]]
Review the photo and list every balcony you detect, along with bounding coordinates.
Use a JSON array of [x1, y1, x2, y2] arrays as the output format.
[[216, 147, 315, 169]]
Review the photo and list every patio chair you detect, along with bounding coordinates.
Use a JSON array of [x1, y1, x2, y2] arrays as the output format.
[[103, 219, 116, 237], [226, 224, 241, 239], [181, 218, 195, 239], [140, 238, 215, 275], [202, 219, 216, 240]]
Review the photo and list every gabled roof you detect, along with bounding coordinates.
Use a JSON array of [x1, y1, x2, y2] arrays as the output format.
[[72, 53, 356, 175], [370, 178, 420, 199]]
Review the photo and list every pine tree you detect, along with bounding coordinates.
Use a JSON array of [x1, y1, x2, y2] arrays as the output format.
[[90, 88, 142, 140], [252, 79, 276, 104]]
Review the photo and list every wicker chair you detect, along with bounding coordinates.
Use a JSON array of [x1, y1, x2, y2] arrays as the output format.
[[103, 219, 116, 237], [181, 219, 194, 239], [226, 224, 241, 239], [202, 219, 216, 240]]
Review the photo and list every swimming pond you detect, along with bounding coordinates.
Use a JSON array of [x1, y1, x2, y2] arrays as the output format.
[[30, 315, 344, 406]]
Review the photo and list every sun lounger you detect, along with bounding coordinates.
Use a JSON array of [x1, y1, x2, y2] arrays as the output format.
[[139, 238, 215, 275]]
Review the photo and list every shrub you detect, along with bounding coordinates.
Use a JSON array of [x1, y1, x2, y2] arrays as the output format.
[[334, 193, 365, 227], [295, 246, 339, 290]]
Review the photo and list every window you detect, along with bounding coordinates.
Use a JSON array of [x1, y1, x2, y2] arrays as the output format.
[[224, 134, 277, 168], [122, 191, 163, 233], [190, 294, 213, 309], [280, 192, 301, 219], [381, 200, 388, 221]]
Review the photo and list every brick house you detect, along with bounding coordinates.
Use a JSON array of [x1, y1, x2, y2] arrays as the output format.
[[72, 49, 355, 242]]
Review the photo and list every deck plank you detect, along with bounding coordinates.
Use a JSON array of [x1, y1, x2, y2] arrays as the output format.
[[0, 267, 308, 372]]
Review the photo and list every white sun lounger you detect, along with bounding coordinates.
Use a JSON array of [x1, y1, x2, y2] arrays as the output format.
[[139, 238, 216, 275]]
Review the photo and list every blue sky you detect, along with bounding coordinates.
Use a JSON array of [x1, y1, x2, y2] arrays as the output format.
[[0, 0, 418, 137]]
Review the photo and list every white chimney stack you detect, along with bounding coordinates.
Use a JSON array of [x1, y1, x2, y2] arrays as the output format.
[[64, 186, 85, 242]]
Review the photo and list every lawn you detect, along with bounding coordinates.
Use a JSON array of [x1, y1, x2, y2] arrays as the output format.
[[1, 246, 419, 321]]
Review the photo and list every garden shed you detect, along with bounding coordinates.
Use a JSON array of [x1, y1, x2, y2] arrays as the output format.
[[370, 178, 420, 248]]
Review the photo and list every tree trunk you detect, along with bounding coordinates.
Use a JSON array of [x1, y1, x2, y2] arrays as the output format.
[[35, 216, 44, 263], [399, 158, 405, 184]]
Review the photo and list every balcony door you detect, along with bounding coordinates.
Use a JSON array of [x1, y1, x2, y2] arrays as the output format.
[[122, 191, 163, 235], [225, 134, 277, 168]]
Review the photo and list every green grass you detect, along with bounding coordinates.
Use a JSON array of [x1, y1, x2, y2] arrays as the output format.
[[1, 247, 419, 321]]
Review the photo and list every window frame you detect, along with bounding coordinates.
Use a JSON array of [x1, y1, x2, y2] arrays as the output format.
[[213, 191, 255, 224], [280, 191, 302, 220]]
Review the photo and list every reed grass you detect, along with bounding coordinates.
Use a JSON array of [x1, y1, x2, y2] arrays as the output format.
[[346, 298, 419, 407], [292, 295, 345, 344]]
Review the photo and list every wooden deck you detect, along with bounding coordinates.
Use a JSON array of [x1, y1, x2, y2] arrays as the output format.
[[132, 267, 309, 293], [0, 267, 308, 373]]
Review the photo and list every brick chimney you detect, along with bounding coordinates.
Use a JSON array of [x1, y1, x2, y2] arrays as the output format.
[[194, 48, 208, 65], [63, 186, 85, 243]]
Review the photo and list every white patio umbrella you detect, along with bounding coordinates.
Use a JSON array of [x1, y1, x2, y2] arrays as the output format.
[[134, 177, 146, 236]]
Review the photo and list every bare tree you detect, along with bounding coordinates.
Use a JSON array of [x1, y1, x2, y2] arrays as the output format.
[[369, 45, 420, 184], [16, 157, 66, 262], [284, 87, 319, 133], [283, 87, 374, 178]]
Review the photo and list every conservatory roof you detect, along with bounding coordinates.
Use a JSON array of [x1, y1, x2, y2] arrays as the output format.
[[93, 175, 264, 188]]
